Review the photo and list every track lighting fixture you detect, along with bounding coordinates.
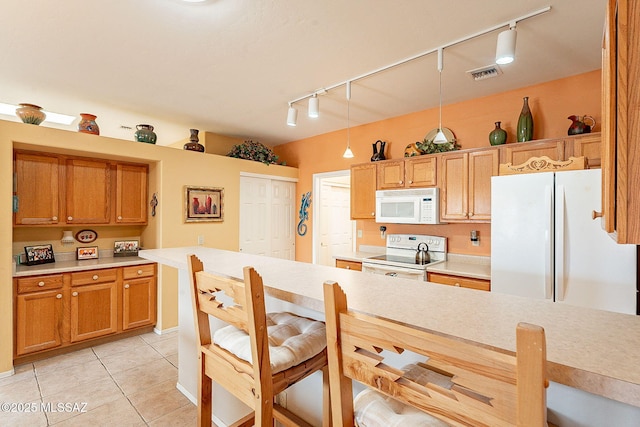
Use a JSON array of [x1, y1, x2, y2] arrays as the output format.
[[343, 81, 354, 158], [287, 104, 297, 126], [496, 22, 517, 65], [308, 94, 319, 118]]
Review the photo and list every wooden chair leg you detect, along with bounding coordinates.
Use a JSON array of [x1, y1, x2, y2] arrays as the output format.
[[198, 354, 213, 427], [322, 366, 332, 427]]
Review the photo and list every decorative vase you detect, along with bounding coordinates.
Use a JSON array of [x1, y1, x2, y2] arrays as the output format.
[[489, 121, 507, 146], [371, 140, 386, 161], [16, 103, 46, 125], [183, 128, 205, 152], [134, 124, 157, 144], [516, 97, 533, 142], [78, 113, 100, 135]]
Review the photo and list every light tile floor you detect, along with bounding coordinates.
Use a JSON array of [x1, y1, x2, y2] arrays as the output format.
[[0, 331, 202, 426]]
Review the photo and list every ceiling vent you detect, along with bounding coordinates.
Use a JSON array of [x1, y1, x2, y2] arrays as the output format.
[[466, 64, 503, 81]]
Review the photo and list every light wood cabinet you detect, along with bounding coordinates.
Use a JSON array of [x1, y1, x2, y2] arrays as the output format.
[[376, 157, 437, 189], [500, 139, 565, 166], [116, 163, 148, 224], [351, 163, 377, 219], [14, 151, 148, 226], [440, 149, 498, 222], [335, 259, 362, 271], [601, 0, 640, 243], [427, 272, 491, 291], [377, 160, 405, 189], [14, 153, 62, 225], [122, 264, 157, 330], [13, 263, 157, 360], [568, 133, 602, 168]]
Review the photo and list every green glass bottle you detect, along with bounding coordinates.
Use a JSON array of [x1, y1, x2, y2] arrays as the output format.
[[489, 121, 507, 145], [517, 96, 533, 142]]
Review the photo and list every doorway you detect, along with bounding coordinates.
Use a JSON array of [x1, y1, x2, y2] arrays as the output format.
[[312, 170, 354, 266]]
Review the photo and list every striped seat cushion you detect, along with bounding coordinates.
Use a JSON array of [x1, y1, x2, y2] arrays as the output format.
[[213, 311, 326, 374]]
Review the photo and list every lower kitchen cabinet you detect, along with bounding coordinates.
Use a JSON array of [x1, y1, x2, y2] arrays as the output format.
[[13, 263, 157, 360], [427, 272, 491, 291], [335, 259, 362, 271]]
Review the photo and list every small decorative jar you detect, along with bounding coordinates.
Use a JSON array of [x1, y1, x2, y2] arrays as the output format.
[[183, 128, 205, 152], [78, 113, 100, 135], [16, 103, 46, 125], [489, 121, 507, 145], [134, 124, 157, 144]]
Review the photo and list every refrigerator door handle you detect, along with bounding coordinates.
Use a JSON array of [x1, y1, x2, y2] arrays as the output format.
[[555, 185, 565, 301], [544, 185, 553, 300]]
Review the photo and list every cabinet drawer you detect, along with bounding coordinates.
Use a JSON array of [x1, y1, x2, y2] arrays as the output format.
[[71, 268, 118, 286], [17, 274, 64, 294], [427, 272, 491, 291], [123, 264, 155, 280], [335, 259, 362, 271]]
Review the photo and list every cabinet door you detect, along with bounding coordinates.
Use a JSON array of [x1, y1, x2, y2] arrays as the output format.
[[427, 272, 491, 291], [502, 140, 565, 166], [570, 134, 601, 168], [14, 153, 61, 225], [440, 153, 469, 221], [15, 290, 65, 355], [377, 160, 405, 189], [406, 156, 437, 187], [66, 159, 111, 224], [122, 276, 157, 330], [335, 259, 362, 271], [70, 282, 118, 342], [350, 163, 377, 219], [468, 150, 498, 221], [116, 163, 148, 224]]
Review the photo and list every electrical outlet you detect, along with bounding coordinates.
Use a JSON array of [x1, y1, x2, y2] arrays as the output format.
[[357, 229, 363, 238], [197, 235, 204, 245]]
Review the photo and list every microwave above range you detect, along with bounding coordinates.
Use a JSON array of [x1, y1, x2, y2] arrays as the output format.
[[375, 188, 442, 224]]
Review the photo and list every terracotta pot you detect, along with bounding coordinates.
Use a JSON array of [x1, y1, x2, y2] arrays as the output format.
[[16, 103, 46, 125], [78, 113, 100, 135]]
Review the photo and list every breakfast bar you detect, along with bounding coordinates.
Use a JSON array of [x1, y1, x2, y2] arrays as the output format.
[[140, 246, 640, 426]]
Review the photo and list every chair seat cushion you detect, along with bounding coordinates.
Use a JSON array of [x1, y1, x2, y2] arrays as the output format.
[[213, 312, 326, 374], [354, 388, 450, 427]]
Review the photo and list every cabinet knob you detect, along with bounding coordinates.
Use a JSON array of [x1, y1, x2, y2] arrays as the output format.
[[38, 281, 45, 287], [92, 275, 99, 280], [124, 284, 130, 289], [454, 283, 461, 287], [469, 212, 474, 217], [118, 216, 123, 220], [72, 291, 78, 297], [52, 216, 58, 221], [56, 294, 63, 299], [592, 210, 603, 220], [399, 180, 403, 184], [137, 269, 143, 275], [408, 180, 413, 184], [371, 212, 375, 216], [345, 266, 351, 270], [67, 216, 73, 221]]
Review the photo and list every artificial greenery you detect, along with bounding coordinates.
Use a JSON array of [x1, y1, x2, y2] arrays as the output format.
[[416, 138, 460, 154], [227, 140, 280, 165]]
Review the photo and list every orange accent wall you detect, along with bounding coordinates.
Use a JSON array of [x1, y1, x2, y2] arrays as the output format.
[[274, 70, 601, 262]]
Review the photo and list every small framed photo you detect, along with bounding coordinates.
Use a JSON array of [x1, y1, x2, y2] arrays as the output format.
[[24, 244, 56, 266], [114, 240, 139, 257], [77, 246, 99, 260], [185, 186, 224, 223]]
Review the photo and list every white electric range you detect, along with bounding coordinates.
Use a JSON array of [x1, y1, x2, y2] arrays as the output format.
[[361, 234, 447, 280]]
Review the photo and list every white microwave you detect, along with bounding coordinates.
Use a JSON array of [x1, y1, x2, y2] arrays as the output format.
[[375, 188, 442, 224]]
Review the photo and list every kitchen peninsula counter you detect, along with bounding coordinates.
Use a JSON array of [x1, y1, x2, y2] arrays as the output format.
[[140, 246, 640, 416]]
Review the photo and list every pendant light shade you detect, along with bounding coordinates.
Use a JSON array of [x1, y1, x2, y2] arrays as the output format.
[[343, 81, 354, 158], [496, 26, 517, 65], [286, 105, 297, 126], [308, 94, 319, 118]]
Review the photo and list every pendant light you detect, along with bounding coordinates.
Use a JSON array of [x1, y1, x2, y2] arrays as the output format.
[[343, 81, 354, 158], [433, 48, 448, 144], [496, 22, 517, 65]]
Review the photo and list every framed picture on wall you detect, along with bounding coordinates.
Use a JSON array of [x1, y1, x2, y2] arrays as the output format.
[[24, 244, 55, 265], [77, 246, 99, 260], [184, 186, 224, 223]]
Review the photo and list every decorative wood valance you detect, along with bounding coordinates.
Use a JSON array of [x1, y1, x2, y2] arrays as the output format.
[[499, 156, 587, 175]]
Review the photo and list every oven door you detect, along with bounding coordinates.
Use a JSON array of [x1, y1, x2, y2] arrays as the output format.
[[362, 263, 425, 280]]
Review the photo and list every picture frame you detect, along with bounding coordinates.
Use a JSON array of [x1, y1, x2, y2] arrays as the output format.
[[24, 244, 56, 266], [77, 246, 99, 260], [184, 186, 224, 223], [114, 240, 139, 257]]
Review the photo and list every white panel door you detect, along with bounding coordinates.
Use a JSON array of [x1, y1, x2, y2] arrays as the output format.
[[239, 176, 270, 256], [318, 183, 352, 266], [270, 180, 295, 260]]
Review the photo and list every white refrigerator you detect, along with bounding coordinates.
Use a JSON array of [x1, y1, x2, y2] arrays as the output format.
[[490, 169, 637, 315]]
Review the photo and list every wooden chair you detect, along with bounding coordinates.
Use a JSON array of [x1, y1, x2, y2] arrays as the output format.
[[188, 254, 331, 427], [323, 281, 551, 427]]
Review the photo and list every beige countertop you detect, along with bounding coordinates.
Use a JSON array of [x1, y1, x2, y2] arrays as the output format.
[[13, 253, 153, 277], [140, 246, 640, 408], [332, 245, 385, 263], [426, 254, 491, 280]]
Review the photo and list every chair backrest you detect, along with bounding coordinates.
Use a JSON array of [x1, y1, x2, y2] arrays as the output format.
[[187, 254, 273, 401], [323, 281, 548, 427], [499, 155, 586, 176]]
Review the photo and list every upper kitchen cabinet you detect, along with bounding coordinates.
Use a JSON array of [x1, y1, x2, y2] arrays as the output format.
[[601, 0, 640, 243], [14, 152, 62, 225], [440, 149, 498, 222], [66, 158, 111, 224], [500, 139, 565, 166], [567, 133, 602, 168], [115, 163, 148, 224], [377, 157, 437, 189], [377, 159, 405, 189], [351, 163, 377, 219]]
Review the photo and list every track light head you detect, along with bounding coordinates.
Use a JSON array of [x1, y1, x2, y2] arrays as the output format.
[[496, 24, 517, 65], [308, 94, 319, 118], [287, 105, 297, 126]]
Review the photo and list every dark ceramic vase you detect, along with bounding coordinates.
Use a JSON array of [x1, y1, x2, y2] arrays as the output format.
[[183, 128, 205, 152], [516, 97, 533, 142], [371, 140, 386, 161], [489, 121, 507, 145], [134, 124, 157, 144]]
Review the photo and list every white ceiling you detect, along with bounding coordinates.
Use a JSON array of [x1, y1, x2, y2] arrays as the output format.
[[0, 0, 606, 146]]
